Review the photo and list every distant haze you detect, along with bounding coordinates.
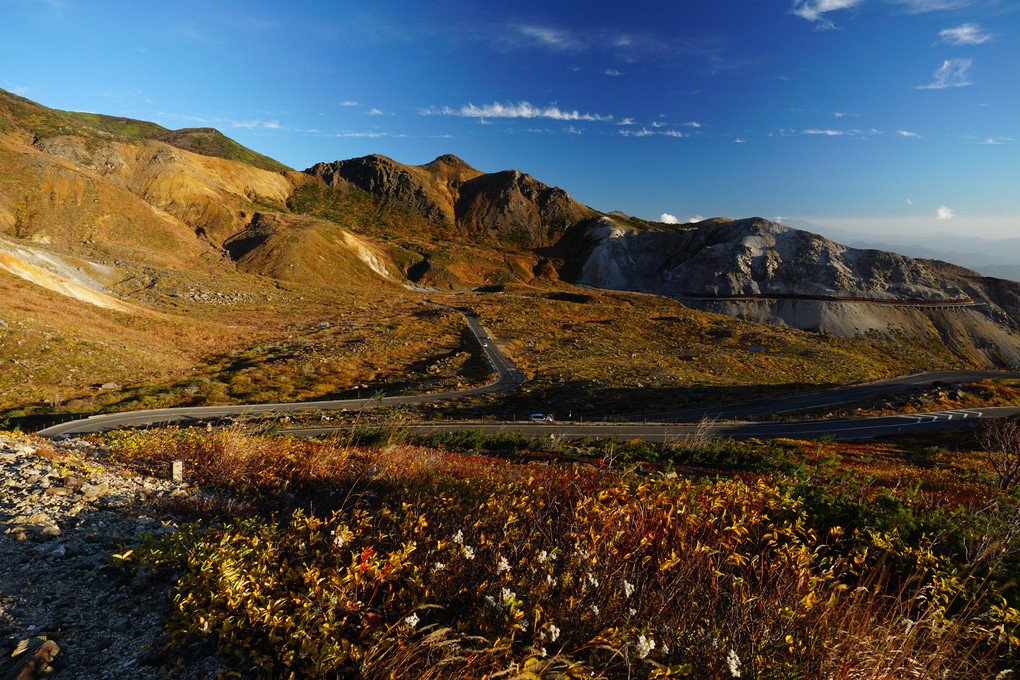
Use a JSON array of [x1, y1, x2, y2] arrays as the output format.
[[784, 218, 1020, 282]]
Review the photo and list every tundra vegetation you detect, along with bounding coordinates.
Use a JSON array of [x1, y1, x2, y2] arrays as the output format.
[[91, 425, 1020, 679]]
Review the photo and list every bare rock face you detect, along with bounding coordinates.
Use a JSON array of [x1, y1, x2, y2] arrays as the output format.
[[558, 216, 1020, 367], [564, 216, 970, 301]]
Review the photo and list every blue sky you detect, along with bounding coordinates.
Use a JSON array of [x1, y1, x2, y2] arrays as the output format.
[[2, 0, 1018, 237]]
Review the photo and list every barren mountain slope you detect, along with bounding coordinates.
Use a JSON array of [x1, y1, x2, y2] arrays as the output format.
[[559, 216, 1020, 367], [306, 154, 594, 248]]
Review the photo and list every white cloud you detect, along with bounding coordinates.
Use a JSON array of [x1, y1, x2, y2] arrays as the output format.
[[734, 138, 747, 143], [896, 0, 974, 13], [936, 205, 954, 220], [421, 101, 612, 122], [803, 128, 845, 135], [231, 120, 280, 129], [801, 128, 883, 137], [979, 137, 1012, 145], [916, 58, 973, 89], [515, 25, 584, 51], [619, 128, 688, 138], [660, 213, 680, 224], [333, 131, 407, 138], [939, 23, 991, 45], [688, 215, 706, 223], [684, 121, 702, 128], [340, 101, 358, 107], [605, 69, 623, 76], [906, 198, 913, 205], [617, 118, 635, 126], [898, 130, 921, 137], [791, 0, 864, 28], [566, 125, 582, 135], [367, 108, 384, 115]]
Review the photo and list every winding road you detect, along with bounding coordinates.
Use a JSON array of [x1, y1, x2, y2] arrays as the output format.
[[35, 302, 1020, 442]]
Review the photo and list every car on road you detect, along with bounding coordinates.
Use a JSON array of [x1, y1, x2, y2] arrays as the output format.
[[529, 413, 554, 422]]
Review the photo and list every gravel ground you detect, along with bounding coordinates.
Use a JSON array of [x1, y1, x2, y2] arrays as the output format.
[[0, 433, 230, 680]]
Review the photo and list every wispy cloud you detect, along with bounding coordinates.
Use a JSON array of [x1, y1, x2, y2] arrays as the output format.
[[617, 118, 636, 126], [978, 137, 1013, 145], [421, 101, 613, 122], [896, 0, 974, 13], [898, 130, 921, 137], [332, 131, 407, 138], [938, 23, 991, 45], [367, 108, 384, 115], [916, 58, 973, 89], [604, 69, 623, 76], [790, 0, 864, 28], [936, 205, 954, 220], [734, 138, 747, 143], [684, 121, 703, 128], [231, 120, 281, 130], [514, 25, 585, 51], [802, 128, 884, 136], [340, 101, 358, 107], [833, 111, 861, 118], [619, 128, 689, 138]]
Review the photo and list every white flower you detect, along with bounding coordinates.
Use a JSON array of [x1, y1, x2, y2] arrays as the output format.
[[590, 604, 600, 616], [463, 545, 475, 560], [636, 635, 655, 659], [623, 579, 635, 597], [502, 587, 516, 602], [404, 613, 420, 628], [332, 531, 346, 548], [628, 607, 637, 617], [538, 550, 548, 563], [496, 556, 511, 574], [520, 617, 529, 631], [995, 671, 1014, 680], [662, 643, 670, 655], [585, 572, 599, 587], [547, 624, 561, 642], [432, 561, 446, 571], [726, 649, 742, 678], [546, 574, 558, 587], [452, 530, 464, 544], [537, 646, 547, 657]]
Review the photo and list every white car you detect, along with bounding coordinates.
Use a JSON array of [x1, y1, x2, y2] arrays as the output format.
[[529, 413, 554, 422]]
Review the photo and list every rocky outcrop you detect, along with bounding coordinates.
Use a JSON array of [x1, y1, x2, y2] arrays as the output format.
[[559, 216, 1020, 367], [307, 154, 464, 225], [305, 155, 594, 249], [455, 170, 592, 247]]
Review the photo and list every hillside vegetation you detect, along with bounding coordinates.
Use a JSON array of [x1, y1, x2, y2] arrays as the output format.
[[72, 424, 1019, 679]]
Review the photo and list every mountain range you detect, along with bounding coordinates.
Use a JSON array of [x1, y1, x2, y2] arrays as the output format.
[[2, 86, 1020, 420]]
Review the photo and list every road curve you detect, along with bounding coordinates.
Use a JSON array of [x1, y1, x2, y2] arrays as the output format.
[[36, 304, 526, 438]]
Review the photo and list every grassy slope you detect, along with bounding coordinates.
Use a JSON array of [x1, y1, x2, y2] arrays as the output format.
[[0, 88, 290, 173]]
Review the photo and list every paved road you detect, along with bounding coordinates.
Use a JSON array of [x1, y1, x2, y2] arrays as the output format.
[[36, 304, 526, 438], [633, 370, 1020, 422], [35, 300, 1020, 442], [281, 406, 1020, 442]]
